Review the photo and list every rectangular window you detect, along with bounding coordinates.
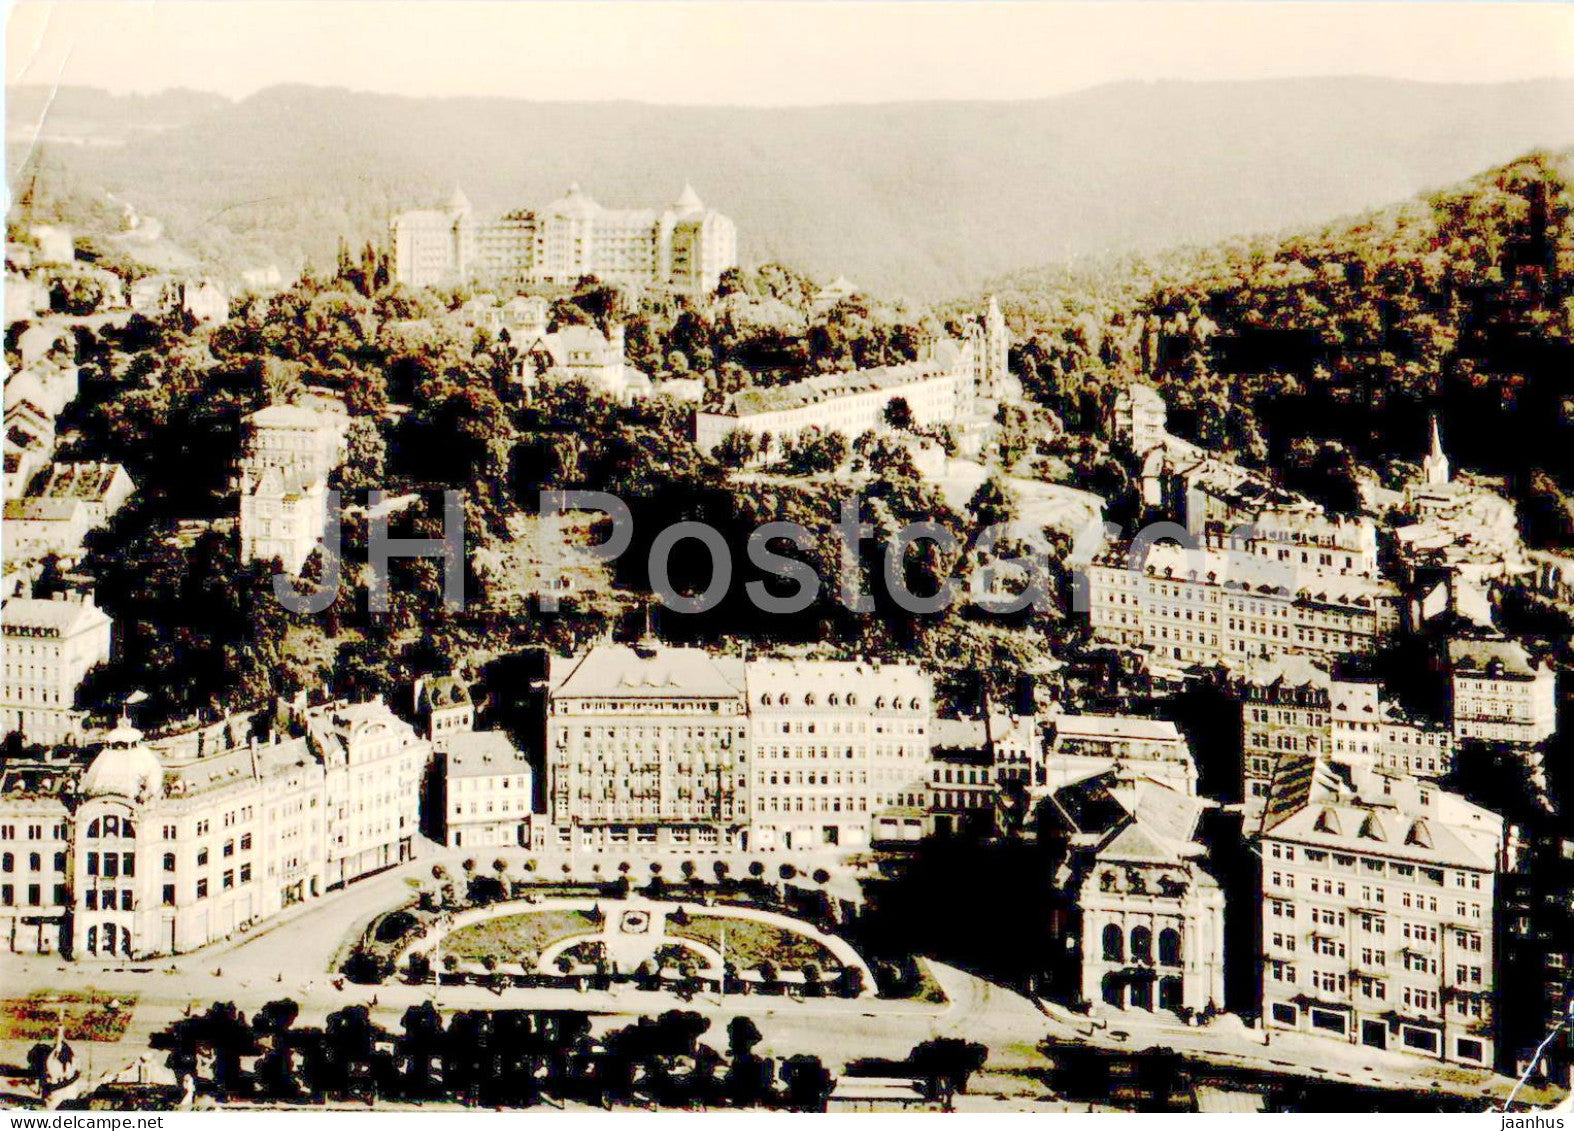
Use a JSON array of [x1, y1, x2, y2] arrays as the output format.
[[196, 879, 208, 899], [1310, 1009, 1347, 1035], [162, 884, 176, 907]]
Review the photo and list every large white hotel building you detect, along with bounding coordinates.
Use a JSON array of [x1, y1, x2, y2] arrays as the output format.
[[0, 697, 424, 959], [544, 644, 932, 853], [390, 183, 737, 299], [1259, 756, 1509, 1069]]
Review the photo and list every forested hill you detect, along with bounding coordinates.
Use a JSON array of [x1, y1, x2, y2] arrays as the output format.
[[8, 77, 1574, 295], [998, 150, 1574, 544]]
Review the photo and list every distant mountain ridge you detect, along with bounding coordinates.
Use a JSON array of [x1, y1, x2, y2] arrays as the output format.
[[7, 77, 1574, 296]]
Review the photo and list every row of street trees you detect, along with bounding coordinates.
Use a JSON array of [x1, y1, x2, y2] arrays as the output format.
[[149, 1002, 980, 1111]]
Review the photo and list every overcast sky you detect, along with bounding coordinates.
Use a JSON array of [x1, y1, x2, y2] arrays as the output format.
[[7, 1, 1573, 105]]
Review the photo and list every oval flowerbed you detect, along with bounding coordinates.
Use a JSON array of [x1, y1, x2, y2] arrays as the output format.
[[666, 913, 842, 971], [441, 909, 601, 966]]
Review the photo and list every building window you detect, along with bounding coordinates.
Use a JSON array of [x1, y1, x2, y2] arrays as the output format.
[[162, 884, 176, 907], [1131, 926, 1153, 964], [196, 879, 208, 899], [1403, 1027, 1439, 1054], [164, 853, 176, 872], [1310, 1009, 1347, 1035], [1159, 928, 1182, 966], [1102, 924, 1124, 962], [1271, 1003, 1297, 1026]]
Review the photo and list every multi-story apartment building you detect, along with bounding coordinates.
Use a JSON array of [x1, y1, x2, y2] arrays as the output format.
[[1042, 769, 1226, 1014], [303, 699, 426, 889], [236, 401, 349, 572], [985, 711, 1041, 788], [1, 594, 112, 746], [925, 742, 997, 839], [1235, 655, 1331, 822], [237, 402, 349, 483], [545, 644, 749, 852], [1111, 382, 1171, 458], [415, 672, 475, 750], [238, 467, 327, 573], [746, 659, 933, 851], [694, 302, 1011, 458], [0, 758, 74, 955], [1258, 757, 1507, 1068], [0, 695, 421, 960], [390, 188, 476, 287], [391, 183, 737, 299], [1329, 674, 1454, 779], [1084, 540, 1401, 670], [442, 731, 533, 849], [1446, 638, 1557, 746], [543, 648, 938, 853], [15, 695, 424, 962], [1236, 658, 1454, 824]]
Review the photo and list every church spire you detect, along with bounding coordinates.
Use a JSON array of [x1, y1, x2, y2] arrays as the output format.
[[1422, 412, 1450, 486]]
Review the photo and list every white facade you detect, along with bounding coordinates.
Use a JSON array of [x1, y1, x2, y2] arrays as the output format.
[[745, 659, 932, 851], [693, 301, 1010, 458], [1447, 638, 1557, 745], [546, 644, 750, 852], [1259, 759, 1505, 1068], [304, 699, 426, 890], [236, 402, 348, 571], [239, 468, 327, 573], [391, 183, 738, 298], [1083, 541, 1402, 668], [0, 696, 425, 960], [443, 731, 533, 849], [1050, 771, 1226, 1015], [0, 595, 112, 746]]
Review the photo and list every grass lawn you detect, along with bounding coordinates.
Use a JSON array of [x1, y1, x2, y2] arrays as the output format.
[[0, 992, 137, 1042], [667, 915, 841, 972], [441, 910, 600, 964]]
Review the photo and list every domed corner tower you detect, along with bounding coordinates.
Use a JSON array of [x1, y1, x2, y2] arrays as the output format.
[[72, 723, 164, 960]]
